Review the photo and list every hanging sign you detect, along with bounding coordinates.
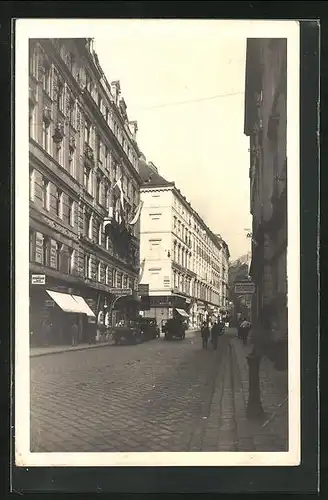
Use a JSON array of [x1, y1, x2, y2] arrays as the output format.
[[234, 281, 256, 295], [108, 288, 132, 296]]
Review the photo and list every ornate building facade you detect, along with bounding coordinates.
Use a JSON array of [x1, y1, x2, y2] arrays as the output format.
[[139, 158, 229, 329], [244, 38, 287, 368], [29, 38, 142, 346]]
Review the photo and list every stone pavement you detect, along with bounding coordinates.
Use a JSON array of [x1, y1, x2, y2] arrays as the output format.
[[30, 328, 288, 453]]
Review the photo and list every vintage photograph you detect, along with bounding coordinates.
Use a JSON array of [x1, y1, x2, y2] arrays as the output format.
[[15, 19, 300, 467]]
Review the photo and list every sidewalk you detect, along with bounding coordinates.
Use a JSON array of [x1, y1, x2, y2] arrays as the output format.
[[30, 329, 200, 358], [30, 339, 114, 358], [230, 333, 288, 451], [200, 328, 288, 452]]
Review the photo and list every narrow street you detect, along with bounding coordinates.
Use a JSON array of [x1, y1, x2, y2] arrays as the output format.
[[31, 329, 237, 453]]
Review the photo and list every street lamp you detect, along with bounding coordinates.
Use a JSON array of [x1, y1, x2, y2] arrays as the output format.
[[246, 351, 264, 419]]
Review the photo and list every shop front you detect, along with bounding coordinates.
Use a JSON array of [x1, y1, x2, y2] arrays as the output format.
[[29, 273, 96, 347], [111, 289, 141, 326], [143, 294, 191, 330]]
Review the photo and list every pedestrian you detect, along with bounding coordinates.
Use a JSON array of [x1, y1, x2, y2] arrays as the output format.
[[43, 321, 52, 346], [211, 322, 220, 350], [218, 318, 225, 335], [71, 321, 79, 346], [240, 318, 251, 346], [201, 322, 210, 349], [237, 316, 243, 340]]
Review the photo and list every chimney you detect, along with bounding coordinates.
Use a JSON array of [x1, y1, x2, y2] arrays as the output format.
[[111, 80, 121, 104], [129, 120, 138, 141]]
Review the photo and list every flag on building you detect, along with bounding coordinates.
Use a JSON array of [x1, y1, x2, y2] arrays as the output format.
[[129, 201, 144, 225], [139, 258, 146, 283], [113, 176, 124, 211], [103, 207, 114, 231]]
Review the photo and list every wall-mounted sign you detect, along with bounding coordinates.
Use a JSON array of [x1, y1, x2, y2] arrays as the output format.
[[35, 232, 44, 264], [234, 282, 256, 295], [108, 288, 132, 296], [31, 274, 46, 285], [138, 283, 149, 296], [50, 239, 58, 269]]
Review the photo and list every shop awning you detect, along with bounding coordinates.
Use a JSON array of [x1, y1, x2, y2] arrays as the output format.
[[46, 290, 82, 313], [72, 295, 95, 317], [175, 308, 189, 318]]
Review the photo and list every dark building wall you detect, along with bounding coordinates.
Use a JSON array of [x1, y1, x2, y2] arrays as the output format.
[[244, 38, 287, 367]]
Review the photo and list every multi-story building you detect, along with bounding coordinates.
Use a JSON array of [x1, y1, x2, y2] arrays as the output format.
[[215, 234, 230, 309], [139, 158, 228, 329], [244, 38, 287, 368], [29, 38, 142, 346]]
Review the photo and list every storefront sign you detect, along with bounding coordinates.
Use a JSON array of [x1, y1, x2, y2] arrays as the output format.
[[35, 232, 44, 264], [234, 282, 256, 295], [138, 283, 149, 296], [108, 288, 132, 296], [31, 274, 46, 285]]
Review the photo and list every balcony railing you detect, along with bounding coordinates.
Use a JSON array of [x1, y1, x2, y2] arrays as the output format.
[[84, 143, 95, 166]]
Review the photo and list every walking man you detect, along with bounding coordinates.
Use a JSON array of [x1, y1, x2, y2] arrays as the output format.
[[240, 318, 252, 346], [71, 321, 79, 346], [201, 322, 210, 349], [211, 321, 220, 350]]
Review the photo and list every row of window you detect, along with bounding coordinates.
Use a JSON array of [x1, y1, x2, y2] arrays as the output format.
[[30, 168, 137, 242], [30, 97, 138, 210], [83, 254, 137, 289], [30, 43, 139, 208], [172, 215, 222, 270], [172, 244, 192, 270], [172, 271, 217, 302], [172, 197, 216, 250], [30, 228, 137, 288], [31, 41, 138, 169], [173, 216, 193, 247], [30, 170, 76, 226], [30, 230, 75, 274], [84, 69, 137, 168]]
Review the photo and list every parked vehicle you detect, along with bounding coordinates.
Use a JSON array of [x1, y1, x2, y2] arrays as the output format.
[[162, 317, 186, 340], [112, 320, 143, 345], [138, 317, 158, 340]]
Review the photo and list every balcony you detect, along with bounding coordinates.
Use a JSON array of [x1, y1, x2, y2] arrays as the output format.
[[84, 143, 95, 167], [52, 122, 65, 145]]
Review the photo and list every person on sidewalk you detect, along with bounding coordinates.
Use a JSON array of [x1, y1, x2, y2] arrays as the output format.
[[218, 318, 225, 335], [211, 321, 220, 350], [201, 322, 210, 349], [71, 321, 79, 346], [240, 318, 252, 346], [43, 321, 52, 346]]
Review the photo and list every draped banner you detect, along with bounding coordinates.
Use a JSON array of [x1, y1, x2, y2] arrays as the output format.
[[129, 201, 144, 225]]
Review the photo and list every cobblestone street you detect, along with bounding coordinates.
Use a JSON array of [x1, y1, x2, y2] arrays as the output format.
[[30, 328, 288, 453]]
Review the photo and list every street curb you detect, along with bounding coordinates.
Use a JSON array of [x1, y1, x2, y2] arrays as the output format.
[[30, 329, 200, 358], [30, 342, 114, 358]]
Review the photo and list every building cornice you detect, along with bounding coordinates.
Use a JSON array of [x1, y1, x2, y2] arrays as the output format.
[[140, 184, 175, 192]]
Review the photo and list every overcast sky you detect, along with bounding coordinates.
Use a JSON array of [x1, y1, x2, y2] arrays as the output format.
[[92, 21, 253, 260]]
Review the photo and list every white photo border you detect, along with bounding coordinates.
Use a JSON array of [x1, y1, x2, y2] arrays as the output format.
[[15, 18, 300, 467]]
